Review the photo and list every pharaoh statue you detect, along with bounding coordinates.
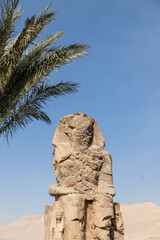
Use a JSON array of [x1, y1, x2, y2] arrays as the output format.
[[45, 113, 124, 240]]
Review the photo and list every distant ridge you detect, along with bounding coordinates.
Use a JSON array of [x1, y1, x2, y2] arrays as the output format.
[[0, 202, 160, 240], [0, 214, 44, 240], [121, 202, 160, 240]]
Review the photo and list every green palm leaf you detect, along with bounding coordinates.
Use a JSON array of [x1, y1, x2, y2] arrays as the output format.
[[0, 81, 79, 139], [0, 0, 89, 140], [0, 0, 23, 57]]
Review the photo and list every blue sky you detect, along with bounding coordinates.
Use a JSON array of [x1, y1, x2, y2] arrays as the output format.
[[0, 0, 160, 227]]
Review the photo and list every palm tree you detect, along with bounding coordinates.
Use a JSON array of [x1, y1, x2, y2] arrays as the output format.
[[0, 0, 89, 140]]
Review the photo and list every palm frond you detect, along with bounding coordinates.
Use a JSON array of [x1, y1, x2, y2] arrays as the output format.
[[0, 4, 55, 70], [0, 0, 23, 57], [0, 0, 89, 140], [0, 100, 51, 140], [0, 5, 56, 92], [22, 43, 88, 89], [21, 31, 64, 64], [0, 32, 64, 93], [30, 81, 79, 103], [0, 0, 23, 92], [0, 81, 79, 139], [1, 43, 88, 112]]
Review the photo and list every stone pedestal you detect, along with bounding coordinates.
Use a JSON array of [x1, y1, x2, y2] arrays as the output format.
[[45, 113, 124, 240]]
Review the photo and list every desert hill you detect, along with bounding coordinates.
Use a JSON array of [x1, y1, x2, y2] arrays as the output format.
[[0, 202, 160, 240], [121, 202, 160, 240]]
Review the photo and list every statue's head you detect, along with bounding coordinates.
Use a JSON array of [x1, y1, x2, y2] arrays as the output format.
[[66, 113, 94, 148], [52, 113, 105, 153]]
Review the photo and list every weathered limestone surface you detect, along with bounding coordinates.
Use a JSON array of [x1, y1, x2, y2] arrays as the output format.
[[45, 113, 124, 240]]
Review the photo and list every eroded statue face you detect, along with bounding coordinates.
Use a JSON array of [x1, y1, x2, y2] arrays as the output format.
[[68, 116, 94, 148]]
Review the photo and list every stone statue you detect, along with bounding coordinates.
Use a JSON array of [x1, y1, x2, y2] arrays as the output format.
[[45, 113, 124, 240]]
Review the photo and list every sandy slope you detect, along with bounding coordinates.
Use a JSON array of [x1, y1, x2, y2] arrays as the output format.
[[121, 202, 160, 240], [0, 202, 160, 240], [0, 214, 44, 240]]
